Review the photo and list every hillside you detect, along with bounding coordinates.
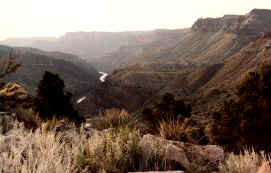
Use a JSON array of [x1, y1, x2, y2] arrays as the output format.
[[76, 9, 271, 116], [0, 45, 99, 95]]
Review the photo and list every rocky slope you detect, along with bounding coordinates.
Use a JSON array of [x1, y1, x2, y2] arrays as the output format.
[[76, 9, 271, 116], [0, 45, 99, 95]]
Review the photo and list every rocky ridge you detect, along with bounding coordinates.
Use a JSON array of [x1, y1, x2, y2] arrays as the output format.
[[192, 9, 271, 36]]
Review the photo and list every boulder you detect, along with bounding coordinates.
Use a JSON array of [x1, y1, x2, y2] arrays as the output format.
[[139, 134, 224, 173]]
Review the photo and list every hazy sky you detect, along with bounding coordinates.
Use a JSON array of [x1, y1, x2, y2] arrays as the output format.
[[0, 0, 271, 40]]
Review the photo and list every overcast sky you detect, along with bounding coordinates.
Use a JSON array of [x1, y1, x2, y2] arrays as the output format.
[[0, 0, 271, 40]]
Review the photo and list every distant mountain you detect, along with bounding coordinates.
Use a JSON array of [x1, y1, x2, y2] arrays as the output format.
[[2, 9, 270, 74], [0, 45, 99, 95], [1, 37, 56, 47], [0, 30, 182, 66]]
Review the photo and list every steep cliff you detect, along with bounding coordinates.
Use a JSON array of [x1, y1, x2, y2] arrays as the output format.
[[192, 9, 271, 36]]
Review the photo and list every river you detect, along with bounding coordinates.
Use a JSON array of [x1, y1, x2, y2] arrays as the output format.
[[76, 71, 108, 104]]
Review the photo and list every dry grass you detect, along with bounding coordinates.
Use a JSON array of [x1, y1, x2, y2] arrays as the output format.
[[219, 149, 271, 173], [16, 107, 43, 129], [0, 120, 172, 173], [77, 127, 142, 172], [91, 108, 137, 130], [158, 118, 204, 143], [76, 127, 174, 172], [0, 123, 78, 173]]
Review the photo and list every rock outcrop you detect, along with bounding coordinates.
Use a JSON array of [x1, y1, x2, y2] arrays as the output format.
[[139, 134, 225, 173], [192, 9, 271, 36], [0, 82, 27, 99], [0, 82, 31, 111], [192, 15, 244, 33]]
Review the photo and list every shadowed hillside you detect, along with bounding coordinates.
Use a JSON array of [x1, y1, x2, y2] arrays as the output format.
[[0, 45, 99, 94]]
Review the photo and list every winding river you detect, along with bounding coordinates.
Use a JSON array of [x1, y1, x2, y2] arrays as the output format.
[[99, 72, 108, 82], [76, 71, 108, 104]]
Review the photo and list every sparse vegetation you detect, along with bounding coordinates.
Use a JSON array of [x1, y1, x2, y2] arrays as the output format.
[[76, 127, 164, 172], [219, 149, 270, 173], [140, 93, 207, 144], [0, 122, 181, 173], [142, 92, 192, 126], [158, 117, 207, 144], [0, 123, 77, 173], [208, 63, 271, 152], [91, 108, 137, 130]]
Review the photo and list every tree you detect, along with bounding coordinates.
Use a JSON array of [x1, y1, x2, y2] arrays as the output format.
[[35, 71, 83, 124]]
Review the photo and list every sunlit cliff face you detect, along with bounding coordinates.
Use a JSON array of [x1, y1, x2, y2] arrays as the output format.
[[0, 0, 271, 40]]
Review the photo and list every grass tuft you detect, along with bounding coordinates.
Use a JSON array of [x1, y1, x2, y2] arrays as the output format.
[[219, 149, 271, 173]]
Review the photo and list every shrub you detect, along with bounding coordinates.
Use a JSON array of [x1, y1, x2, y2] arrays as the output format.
[[159, 117, 208, 144], [0, 124, 77, 173], [91, 108, 137, 130], [219, 149, 270, 173], [0, 120, 183, 173], [76, 127, 179, 172], [142, 92, 192, 126], [15, 107, 42, 129]]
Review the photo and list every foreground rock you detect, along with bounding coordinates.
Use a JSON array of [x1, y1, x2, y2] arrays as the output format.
[[139, 135, 224, 173]]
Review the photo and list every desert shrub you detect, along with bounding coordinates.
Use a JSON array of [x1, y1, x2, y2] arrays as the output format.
[[208, 63, 271, 152], [15, 107, 42, 129], [0, 124, 78, 173], [0, 119, 183, 173], [34, 71, 83, 125], [219, 149, 270, 173], [142, 92, 191, 125], [76, 127, 179, 172], [91, 108, 137, 130], [159, 117, 208, 144]]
